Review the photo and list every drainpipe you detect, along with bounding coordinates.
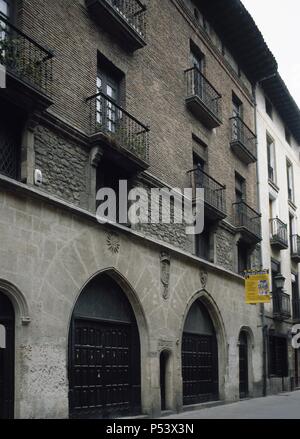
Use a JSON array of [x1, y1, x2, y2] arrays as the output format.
[[252, 83, 267, 397]]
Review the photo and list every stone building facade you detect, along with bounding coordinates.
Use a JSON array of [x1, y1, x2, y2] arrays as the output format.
[[0, 0, 294, 419]]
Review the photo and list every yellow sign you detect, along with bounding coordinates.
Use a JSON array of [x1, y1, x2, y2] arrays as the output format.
[[245, 270, 271, 304]]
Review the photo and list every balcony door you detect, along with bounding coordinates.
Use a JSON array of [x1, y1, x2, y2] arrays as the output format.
[[96, 68, 120, 134], [232, 94, 243, 142], [190, 50, 203, 98]]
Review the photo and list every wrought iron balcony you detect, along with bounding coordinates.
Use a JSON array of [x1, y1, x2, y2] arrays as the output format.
[[0, 14, 53, 109], [86, 0, 147, 51], [188, 167, 226, 221], [230, 116, 257, 164], [233, 201, 261, 243], [270, 218, 288, 250], [292, 299, 300, 323], [273, 291, 291, 320], [87, 91, 149, 170], [291, 235, 300, 263], [185, 67, 222, 129]]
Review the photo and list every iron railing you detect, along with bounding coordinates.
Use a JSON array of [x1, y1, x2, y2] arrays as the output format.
[[292, 299, 300, 321], [0, 14, 53, 95], [185, 67, 222, 121], [230, 116, 257, 159], [87, 91, 149, 162], [270, 218, 288, 248], [104, 0, 147, 39], [233, 201, 261, 239], [273, 291, 291, 319], [188, 167, 226, 215], [291, 235, 300, 259]]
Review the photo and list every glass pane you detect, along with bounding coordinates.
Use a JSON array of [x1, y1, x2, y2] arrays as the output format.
[[0, 324, 6, 349], [0, 0, 9, 17]]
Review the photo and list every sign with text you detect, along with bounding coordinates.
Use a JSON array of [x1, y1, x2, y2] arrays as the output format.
[[245, 269, 271, 304]]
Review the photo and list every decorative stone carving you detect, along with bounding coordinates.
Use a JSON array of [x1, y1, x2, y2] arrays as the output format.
[[106, 232, 120, 254], [200, 270, 208, 289], [160, 251, 170, 300], [158, 339, 173, 349], [90, 146, 103, 167]]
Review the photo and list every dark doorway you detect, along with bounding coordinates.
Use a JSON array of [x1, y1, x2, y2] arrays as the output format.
[[295, 349, 300, 388], [239, 331, 249, 398], [160, 351, 170, 411], [0, 292, 15, 419], [182, 300, 219, 405], [68, 274, 141, 419]]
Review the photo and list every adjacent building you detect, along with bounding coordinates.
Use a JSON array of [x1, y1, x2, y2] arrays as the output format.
[[256, 74, 300, 393], [0, 0, 298, 419]]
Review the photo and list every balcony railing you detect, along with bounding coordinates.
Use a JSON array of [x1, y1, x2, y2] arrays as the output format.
[[188, 167, 226, 219], [292, 299, 300, 322], [230, 116, 257, 164], [87, 91, 149, 163], [273, 291, 291, 319], [0, 14, 53, 96], [107, 0, 146, 38], [233, 201, 261, 241], [185, 67, 222, 128], [270, 218, 288, 250], [291, 235, 300, 262], [86, 0, 147, 50]]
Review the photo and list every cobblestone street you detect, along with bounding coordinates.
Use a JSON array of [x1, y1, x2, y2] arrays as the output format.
[[163, 391, 300, 419]]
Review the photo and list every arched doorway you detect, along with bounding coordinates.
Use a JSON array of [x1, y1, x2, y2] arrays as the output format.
[[68, 273, 141, 419], [0, 292, 15, 419], [239, 331, 249, 398], [182, 299, 218, 405]]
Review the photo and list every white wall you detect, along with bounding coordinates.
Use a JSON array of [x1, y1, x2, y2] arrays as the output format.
[[256, 84, 300, 310]]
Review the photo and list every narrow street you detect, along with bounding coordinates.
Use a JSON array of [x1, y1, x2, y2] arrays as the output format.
[[163, 391, 300, 419]]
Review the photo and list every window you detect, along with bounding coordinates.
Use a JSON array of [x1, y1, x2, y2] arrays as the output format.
[[96, 54, 123, 133], [265, 96, 273, 119], [195, 227, 210, 261], [286, 160, 294, 203], [0, 0, 10, 18], [271, 259, 281, 294], [96, 159, 131, 226], [232, 93, 243, 119], [267, 135, 276, 183], [237, 241, 249, 274], [289, 214, 295, 238], [194, 7, 200, 22], [268, 335, 288, 377], [0, 324, 5, 349], [285, 127, 291, 146], [235, 173, 246, 203], [190, 42, 203, 72], [292, 273, 300, 320]]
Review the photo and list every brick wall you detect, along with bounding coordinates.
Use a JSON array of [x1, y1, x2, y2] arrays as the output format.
[[13, 0, 259, 270]]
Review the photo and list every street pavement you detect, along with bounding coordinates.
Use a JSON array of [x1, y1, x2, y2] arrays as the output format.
[[163, 390, 300, 419]]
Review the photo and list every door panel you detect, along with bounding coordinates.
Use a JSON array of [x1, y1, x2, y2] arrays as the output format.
[[69, 318, 138, 418], [182, 332, 218, 405]]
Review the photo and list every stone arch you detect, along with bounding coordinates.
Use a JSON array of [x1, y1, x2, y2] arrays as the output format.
[[67, 267, 150, 417], [180, 289, 227, 403], [238, 326, 255, 397], [67, 267, 149, 343], [0, 279, 30, 325]]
